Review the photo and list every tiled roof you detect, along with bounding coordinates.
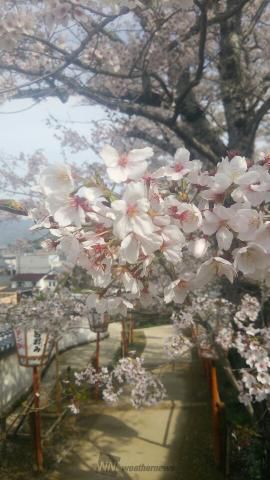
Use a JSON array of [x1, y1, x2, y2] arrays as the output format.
[[11, 273, 45, 282]]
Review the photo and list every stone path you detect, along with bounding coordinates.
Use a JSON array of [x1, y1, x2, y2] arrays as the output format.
[[41, 324, 224, 480]]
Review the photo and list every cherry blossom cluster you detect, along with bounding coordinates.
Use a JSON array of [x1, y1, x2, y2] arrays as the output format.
[[164, 292, 235, 359], [73, 356, 166, 410], [0, 9, 34, 51], [234, 294, 261, 324], [164, 310, 194, 359], [164, 290, 270, 406], [31, 146, 270, 313], [230, 295, 270, 405], [0, 290, 85, 338], [163, 334, 193, 360], [25, 144, 270, 408]]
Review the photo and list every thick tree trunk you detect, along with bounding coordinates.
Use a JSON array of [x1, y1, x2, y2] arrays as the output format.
[[219, 0, 255, 158], [177, 73, 227, 160]]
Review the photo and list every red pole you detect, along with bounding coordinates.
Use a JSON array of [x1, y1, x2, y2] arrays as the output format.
[[125, 324, 129, 355], [55, 341, 62, 415], [95, 332, 100, 400], [211, 365, 224, 466], [130, 315, 134, 344], [96, 332, 100, 372], [33, 366, 43, 471], [121, 319, 128, 357]]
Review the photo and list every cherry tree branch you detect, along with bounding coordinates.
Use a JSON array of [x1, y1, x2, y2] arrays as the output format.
[[172, 0, 208, 122]]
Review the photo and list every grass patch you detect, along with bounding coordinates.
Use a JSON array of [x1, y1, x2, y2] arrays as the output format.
[[131, 329, 147, 356], [133, 314, 170, 329]]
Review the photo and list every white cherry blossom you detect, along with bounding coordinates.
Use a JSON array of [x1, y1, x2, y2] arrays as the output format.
[[202, 205, 235, 251], [254, 222, 270, 253], [217, 155, 247, 184], [230, 208, 262, 241], [107, 297, 134, 316], [100, 145, 153, 183], [152, 148, 201, 181], [201, 173, 231, 201], [233, 243, 268, 275], [39, 164, 74, 195], [160, 224, 185, 264], [86, 292, 108, 314], [164, 274, 195, 304], [231, 168, 270, 206], [120, 231, 161, 264], [112, 182, 155, 239], [187, 237, 209, 258], [166, 198, 202, 233], [195, 257, 236, 286], [29, 144, 270, 413]]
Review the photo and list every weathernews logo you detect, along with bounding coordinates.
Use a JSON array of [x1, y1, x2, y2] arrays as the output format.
[[95, 452, 176, 477]]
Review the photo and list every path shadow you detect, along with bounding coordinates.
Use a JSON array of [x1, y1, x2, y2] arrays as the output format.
[[44, 415, 135, 480], [159, 353, 225, 480], [77, 414, 137, 438]]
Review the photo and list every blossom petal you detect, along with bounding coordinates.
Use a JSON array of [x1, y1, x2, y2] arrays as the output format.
[[174, 147, 190, 163], [216, 226, 233, 251], [107, 166, 128, 183], [127, 160, 148, 180], [100, 145, 119, 167], [127, 147, 153, 163], [120, 234, 139, 263]]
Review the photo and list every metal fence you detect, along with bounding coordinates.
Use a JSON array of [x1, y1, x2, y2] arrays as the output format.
[[0, 324, 15, 353]]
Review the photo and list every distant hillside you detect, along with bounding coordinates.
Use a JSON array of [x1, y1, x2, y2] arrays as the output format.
[[0, 219, 45, 246]]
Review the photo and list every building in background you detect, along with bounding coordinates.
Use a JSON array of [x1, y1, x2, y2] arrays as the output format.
[[11, 272, 58, 292], [0, 248, 63, 296], [16, 250, 63, 275]]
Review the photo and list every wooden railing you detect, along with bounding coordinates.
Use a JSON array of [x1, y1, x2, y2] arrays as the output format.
[[194, 330, 227, 470]]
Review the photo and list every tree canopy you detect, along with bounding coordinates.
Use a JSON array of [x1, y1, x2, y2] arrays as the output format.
[[0, 1, 269, 164]]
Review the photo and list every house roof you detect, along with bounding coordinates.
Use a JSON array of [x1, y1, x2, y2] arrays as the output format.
[[11, 273, 45, 282], [44, 274, 57, 280], [11, 272, 58, 282]]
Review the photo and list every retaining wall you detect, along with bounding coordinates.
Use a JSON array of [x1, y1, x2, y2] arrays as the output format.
[[0, 318, 104, 416]]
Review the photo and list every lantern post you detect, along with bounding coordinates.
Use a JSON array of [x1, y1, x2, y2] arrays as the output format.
[[128, 312, 134, 345], [32, 366, 42, 471], [121, 317, 130, 357], [13, 327, 53, 472], [54, 339, 62, 415], [87, 310, 109, 398]]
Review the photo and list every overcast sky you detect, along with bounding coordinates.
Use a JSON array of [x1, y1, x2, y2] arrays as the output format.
[[0, 97, 105, 163]]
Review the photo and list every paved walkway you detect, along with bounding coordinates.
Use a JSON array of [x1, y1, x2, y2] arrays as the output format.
[[41, 325, 224, 480], [42, 322, 121, 390]]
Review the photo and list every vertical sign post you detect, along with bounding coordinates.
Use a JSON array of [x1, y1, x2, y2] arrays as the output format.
[[13, 327, 53, 471], [33, 366, 43, 471], [88, 311, 109, 399]]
